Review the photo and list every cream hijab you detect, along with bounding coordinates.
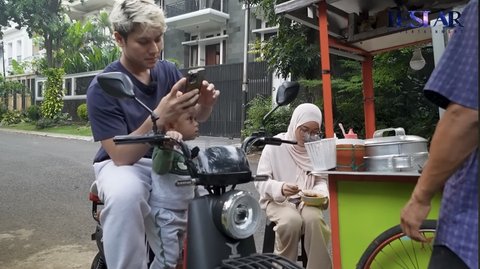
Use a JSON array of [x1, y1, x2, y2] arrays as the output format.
[[281, 103, 323, 173]]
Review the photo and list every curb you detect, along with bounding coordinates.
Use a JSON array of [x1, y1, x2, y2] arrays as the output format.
[[0, 128, 242, 146], [0, 128, 94, 142]]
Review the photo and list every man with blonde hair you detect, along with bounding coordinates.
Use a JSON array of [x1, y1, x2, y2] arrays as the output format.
[[86, 0, 219, 268]]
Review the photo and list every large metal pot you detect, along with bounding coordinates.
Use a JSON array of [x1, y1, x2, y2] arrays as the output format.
[[364, 127, 428, 172]]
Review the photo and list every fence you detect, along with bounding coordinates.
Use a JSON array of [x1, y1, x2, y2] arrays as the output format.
[[4, 62, 272, 137], [1, 74, 36, 111], [180, 61, 272, 137]]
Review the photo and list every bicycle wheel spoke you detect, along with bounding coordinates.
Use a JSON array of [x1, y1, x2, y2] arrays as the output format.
[[373, 242, 409, 269], [393, 240, 411, 269], [398, 236, 418, 269], [359, 221, 437, 269], [408, 237, 420, 269], [370, 259, 386, 269]]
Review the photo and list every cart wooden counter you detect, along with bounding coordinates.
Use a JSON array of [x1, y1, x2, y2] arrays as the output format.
[[311, 171, 441, 269]]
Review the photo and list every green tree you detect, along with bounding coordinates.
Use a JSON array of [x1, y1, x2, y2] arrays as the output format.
[[4, 0, 75, 68], [0, 0, 8, 34], [249, 0, 319, 79], [331, 48, 437, 140], [248, 0, 438, 141], [10, 59, 26, 75], [61, 12, 120, 73]]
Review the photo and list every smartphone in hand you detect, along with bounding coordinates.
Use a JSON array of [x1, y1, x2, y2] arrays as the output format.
[[184, 68, 205, 92]]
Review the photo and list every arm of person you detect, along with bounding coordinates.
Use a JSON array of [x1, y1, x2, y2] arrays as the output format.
[[102, 78, 199, 166], [312, 173, 329, 198], [401, 102, 478, 241], [413, 102, 477, 203], [255, 146, 287, 202], [100, 122, 157, 166], [152, 147, 174, 175]]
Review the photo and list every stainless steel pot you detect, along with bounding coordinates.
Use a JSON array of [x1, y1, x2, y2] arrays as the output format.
[[364, 127, 428, 172]]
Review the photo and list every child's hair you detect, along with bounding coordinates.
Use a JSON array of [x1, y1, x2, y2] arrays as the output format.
[[109, 0, 167, 39]]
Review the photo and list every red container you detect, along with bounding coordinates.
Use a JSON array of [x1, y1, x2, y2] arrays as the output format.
[[336, 139, 365, 171]]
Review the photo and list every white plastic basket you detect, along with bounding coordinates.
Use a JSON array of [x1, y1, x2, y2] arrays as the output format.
[[305, 138, 337, 171]]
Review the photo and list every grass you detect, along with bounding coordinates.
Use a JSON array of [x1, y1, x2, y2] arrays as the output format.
[[2, 122, 92, 137]]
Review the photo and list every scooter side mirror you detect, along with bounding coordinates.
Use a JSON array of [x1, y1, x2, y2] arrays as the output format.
[[275, 81, 299, 106], [97, 72, 160, 133], [97, 72, 135, 99], [262, 81, 300, 124]]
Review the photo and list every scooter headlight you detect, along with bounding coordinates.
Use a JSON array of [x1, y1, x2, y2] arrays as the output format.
[[214, 190, 261, 239]]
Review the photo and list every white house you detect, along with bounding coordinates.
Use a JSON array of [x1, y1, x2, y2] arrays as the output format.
[[0, 0, 114, 77]]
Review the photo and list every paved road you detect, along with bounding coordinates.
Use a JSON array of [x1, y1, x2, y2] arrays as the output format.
[[0, 129, 266, 268]]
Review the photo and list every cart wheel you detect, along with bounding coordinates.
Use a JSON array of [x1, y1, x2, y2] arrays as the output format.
[[356, 219, 437, 269], [91, 252, 107, 269]]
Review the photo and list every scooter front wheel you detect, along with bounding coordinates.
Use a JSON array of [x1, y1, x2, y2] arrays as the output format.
[[91, 252, 107, 269]]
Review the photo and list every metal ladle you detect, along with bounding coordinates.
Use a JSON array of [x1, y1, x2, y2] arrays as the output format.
[[338, 123, 347, 138]]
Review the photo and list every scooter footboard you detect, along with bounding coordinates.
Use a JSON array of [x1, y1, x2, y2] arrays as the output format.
[[218, 253, 302, 269], [186, 197, 257, 269]]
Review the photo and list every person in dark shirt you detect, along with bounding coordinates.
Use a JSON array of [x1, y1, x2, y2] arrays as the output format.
[[86, 0, 219, 268]]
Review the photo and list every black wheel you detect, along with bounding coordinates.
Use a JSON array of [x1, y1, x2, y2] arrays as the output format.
[[91, 252, 107, 269], [357, 219, 437, 269]]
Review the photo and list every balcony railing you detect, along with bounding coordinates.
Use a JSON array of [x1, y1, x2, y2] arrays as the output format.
[[164, 0, 226, 17]]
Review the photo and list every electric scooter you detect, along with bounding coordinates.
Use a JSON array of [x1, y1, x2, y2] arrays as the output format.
[[90, 72, 303, 269]]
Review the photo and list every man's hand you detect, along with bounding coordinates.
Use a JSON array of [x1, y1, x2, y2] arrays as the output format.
[[400, 191, 432, 242], [197, 80, 220, 108], [155, 78, 199, 128]]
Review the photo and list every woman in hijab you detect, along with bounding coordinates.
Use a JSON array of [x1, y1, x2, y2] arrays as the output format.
[[255, 103, 331, 269]]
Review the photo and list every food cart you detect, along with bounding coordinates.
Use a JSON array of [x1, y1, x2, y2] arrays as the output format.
[[273, 0, 467, 267]]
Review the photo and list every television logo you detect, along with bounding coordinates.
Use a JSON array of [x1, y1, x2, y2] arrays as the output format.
[[388, 10, 463, 28]]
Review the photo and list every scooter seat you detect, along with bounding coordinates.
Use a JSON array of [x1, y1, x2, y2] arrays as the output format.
[[89, 182, 102, 203]]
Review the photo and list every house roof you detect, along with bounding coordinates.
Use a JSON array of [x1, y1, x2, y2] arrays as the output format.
[[63, 0, 114, 20]]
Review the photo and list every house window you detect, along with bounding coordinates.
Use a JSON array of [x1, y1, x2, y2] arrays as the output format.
[[65, 78, 73, 96], [28, 78, 35, 94], [264, 32, 276, 41], [185, 32, 227, 67], [16, 40, 22, 61], [75, 75, 94, 96], [37, 81, 44, 98]]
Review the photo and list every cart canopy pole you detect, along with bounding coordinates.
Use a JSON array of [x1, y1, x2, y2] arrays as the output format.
[[318, 0, 334, 138], [362, 55, 376, 138]]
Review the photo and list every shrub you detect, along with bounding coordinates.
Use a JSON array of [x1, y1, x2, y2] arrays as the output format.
[[35, 117, 56, 129], [76, 103, 88, 122], [26, 105, 42, 122], [241, 95, 294, 138], [41, 68, 65, 119], [35, 113, 72, 129], [0, 110, 24, 126]]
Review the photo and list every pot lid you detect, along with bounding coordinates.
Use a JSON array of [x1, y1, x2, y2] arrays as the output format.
[[336, 138, 365, 145], [365, 127, 427, 146]]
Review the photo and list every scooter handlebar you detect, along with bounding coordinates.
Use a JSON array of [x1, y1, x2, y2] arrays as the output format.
[[241, 136, 297, 152], [263, 137, 297, 145], [113, 134, 170, 145], [113, 134, 193, 160]]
